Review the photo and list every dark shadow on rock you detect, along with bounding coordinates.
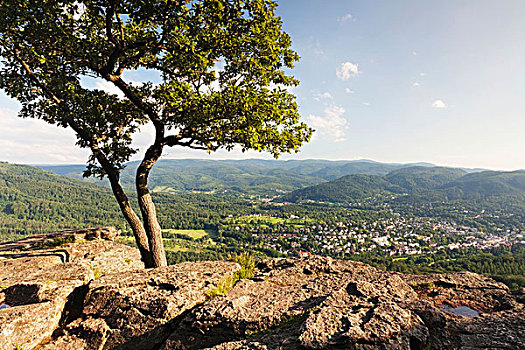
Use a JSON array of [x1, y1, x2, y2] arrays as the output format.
[[289, 295, 327, 311], [0, 249, 70, 263], [59, 284, 91, 328]]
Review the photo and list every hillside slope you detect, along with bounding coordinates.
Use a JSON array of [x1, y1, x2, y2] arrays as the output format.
[[0, 162, 124, 237], [282, 166, 525, 203], [0, 162, 266, 240]]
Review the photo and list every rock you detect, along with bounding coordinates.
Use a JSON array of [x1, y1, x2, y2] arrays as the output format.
[[39, 317, 111, 350], [297, 276, 428, 349], [402, 272, 525, 349], [0, 227, 121, 255], [448, 307, 525, 349], [1, 232, 524, 350], [162, 257, 428, 349], [0, 248, 93, 349], [0, 227, 140, 349], [402, 271, 513, 312], [53, 261, 240, 350], [161, 257, 525, 350]]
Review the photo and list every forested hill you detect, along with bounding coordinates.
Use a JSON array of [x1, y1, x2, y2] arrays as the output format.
[[281, 166, 525, 203], [0, 162, 124, 237], [37, 159, 443, 196], [0, 162, 259, 239]]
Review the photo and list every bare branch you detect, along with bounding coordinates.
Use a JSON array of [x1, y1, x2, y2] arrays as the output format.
[[105, 1, 120, 47]]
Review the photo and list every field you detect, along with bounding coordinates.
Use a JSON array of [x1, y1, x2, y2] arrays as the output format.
[[226, 215, 314, 227], [162, 229, 210, 239], [119, 229, 214, 254]]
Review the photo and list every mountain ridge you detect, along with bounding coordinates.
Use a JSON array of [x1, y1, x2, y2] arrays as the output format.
[[282, 166, 525, 203], [34, 159, 492, 196]]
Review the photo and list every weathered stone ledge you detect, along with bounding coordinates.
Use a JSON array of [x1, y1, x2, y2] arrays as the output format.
[[1, 228, 524, 350]]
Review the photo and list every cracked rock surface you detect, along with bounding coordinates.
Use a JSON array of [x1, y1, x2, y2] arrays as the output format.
[[1, 229, 524, 350]]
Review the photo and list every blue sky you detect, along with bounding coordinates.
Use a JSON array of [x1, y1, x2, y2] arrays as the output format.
[[1, 0, 525, 169]]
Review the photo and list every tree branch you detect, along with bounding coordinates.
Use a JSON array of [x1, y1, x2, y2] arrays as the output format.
[[4, 44, 154, 265]]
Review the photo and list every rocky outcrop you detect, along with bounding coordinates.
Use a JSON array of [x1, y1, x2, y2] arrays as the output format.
[[162, 258, 428, 349], [0, 228, 240, 350], [403, 272, 525, 349], [0, 227, 142, 349], [1, 229, 524, 350], [40, 261, 240, 350]]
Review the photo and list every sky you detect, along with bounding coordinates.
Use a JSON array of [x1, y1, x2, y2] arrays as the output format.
[[1, 0, 525, 170]]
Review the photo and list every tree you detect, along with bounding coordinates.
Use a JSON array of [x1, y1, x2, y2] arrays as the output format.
[[0, 0, 312, 268]]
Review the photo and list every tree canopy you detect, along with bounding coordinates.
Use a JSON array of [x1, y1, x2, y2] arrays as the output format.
[[0, 0, 312, 267]]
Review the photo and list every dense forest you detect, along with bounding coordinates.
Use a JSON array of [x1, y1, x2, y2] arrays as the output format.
[[282, 166, 525, 203], [0, 162, 253, 239], [354, 245, 525, 291]]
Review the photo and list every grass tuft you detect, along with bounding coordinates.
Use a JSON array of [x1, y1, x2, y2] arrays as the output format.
[[35, 235, 75, 249], [205, 253, 257, 300]]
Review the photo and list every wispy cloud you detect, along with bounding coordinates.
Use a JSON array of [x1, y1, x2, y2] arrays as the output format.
[[336, 62, 360, 81], [305, 105, 348, 142], [314, 92, 334, 101], [337, 13, 353, 23], [303, 37, 326, 58], [345, 88, 355, 94], [412, 82, 420, 87], [432, 99, 447, 109], [420, 72, 426, 77]]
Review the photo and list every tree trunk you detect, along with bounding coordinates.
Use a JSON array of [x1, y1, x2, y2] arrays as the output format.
[[136, 144, 167, 267], [106, 173, 156, 268], [137, 188, 167, 267]]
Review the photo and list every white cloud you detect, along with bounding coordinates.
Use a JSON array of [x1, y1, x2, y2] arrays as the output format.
[[336, 62, 360, 81], [67, 2, 87, 21], [94, 79, 152, 97], [338, 13, 353, 23], [314, 47, 325, 56], [420, 72, 426, 76], [314, 92, 333, 101], [303, 37, 326, 58], [345, 88, 355, 94], [412, 82, 420, 87], [412, 51, 418, 56], [432, 100, 447, 109], [362, 102, 370, 106], [0, 108, 89, 164], [305, 105, 348, 142], [95, 80, 125, 98]]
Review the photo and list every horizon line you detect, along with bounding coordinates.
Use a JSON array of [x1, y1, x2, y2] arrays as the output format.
[[5, 158, 524, 172]]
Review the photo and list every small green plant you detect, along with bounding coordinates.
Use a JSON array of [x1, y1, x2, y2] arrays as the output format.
[[125, 257, 133, 265], [3, 344, 26, 350], [227, 252, 256, 280], [205, 274, 237, 300], [205, 253, 258, 300], [410, 281, 435, 293], [36, 235, 76, 248], [89, 265, 102, 280]]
